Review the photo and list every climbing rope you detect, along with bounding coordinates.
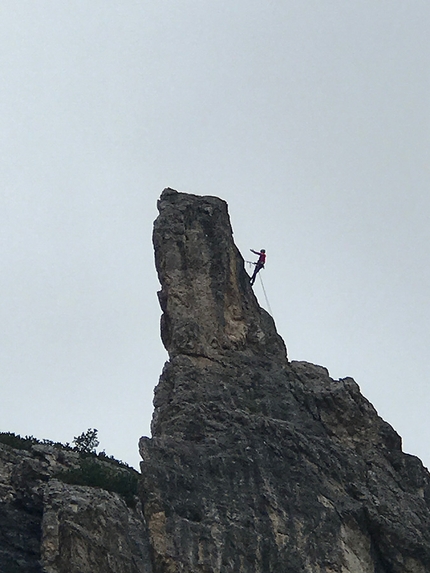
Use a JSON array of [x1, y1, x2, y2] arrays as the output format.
[[258, 272, 273, 316], [245, 261, 274, 316]]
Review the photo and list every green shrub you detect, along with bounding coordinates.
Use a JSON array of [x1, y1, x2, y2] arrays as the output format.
[[0, 432, 73, 452], [56, 458, 139, 507], [73, 428, 99, 453], [0, 432, 39, 451], [0, 431, 140, 506]]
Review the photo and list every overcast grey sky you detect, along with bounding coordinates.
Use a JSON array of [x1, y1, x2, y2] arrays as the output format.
[[1, 1, 429, 469]]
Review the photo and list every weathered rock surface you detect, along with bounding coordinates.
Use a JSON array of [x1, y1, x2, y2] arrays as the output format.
[[0, 442, 152, 573], [2, 188, 430, 572], [139, 189, 430, 573], [41, 480, 151, 573]]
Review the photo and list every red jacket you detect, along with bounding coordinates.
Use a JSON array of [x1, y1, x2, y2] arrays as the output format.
[[251, 250, 266, 265]]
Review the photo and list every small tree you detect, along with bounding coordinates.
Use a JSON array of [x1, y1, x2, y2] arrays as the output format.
[[73, 428, 99, 454]]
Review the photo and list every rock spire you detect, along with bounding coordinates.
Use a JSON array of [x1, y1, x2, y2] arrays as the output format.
[[140, 188, 430, 573], [153, 187, 286, 362], [1, 188, 430, 573]]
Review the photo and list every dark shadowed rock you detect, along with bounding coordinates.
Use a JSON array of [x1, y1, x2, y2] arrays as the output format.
[[41, 480, 152, 573], [0, 442, 152, 573], [140, 189, 430, 573]]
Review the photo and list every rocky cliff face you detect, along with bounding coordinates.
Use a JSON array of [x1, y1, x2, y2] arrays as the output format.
[[0, 441, 151, 573], [140, 189, 430, 573], [2, 188, 430, 572]]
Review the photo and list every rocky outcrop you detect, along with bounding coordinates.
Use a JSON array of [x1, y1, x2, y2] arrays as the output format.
[[0, 442, 151, 573], [41, 479, 151, 573], [2, 187, 430, 572], [139, 189, 430, 573], [152, 187, 286, 364]]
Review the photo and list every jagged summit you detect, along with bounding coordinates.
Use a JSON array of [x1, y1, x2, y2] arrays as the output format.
[[153, 188, 286, 361]]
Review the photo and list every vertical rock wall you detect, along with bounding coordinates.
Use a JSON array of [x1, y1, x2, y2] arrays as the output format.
[[152, 188, 286, 362], [2, 188, 430, 573], [140, 189, 430, 573]]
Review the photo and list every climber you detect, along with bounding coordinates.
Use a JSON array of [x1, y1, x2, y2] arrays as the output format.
[[249, 249, 266, 285]]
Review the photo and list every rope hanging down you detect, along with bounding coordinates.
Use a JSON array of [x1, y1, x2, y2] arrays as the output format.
[[245, 261, 273, 315], [258, 272, 273, 316]]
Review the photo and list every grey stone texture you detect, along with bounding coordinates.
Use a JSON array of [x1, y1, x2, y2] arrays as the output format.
[[0, 443, 152, 573], [2, 188, 430, 572], [140, 189, 430, 573]]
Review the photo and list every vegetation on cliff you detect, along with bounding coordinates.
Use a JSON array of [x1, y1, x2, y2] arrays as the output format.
[[0, 430, 139, 506]]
